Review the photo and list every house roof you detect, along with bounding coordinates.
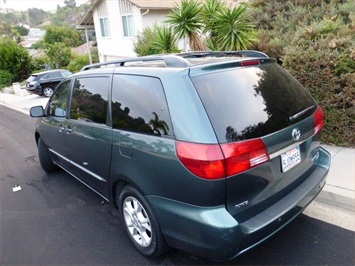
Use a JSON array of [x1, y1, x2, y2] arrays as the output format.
[[127, 0, 238, 9], [127, 0, 180, 9], [78, 0, 238, 27], [78, 0, 103, 28]]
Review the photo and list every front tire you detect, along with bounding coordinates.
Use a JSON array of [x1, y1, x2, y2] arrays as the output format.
[[117, 186, 168, 258], [42, 86, 54, 97], [38, 138, 57, 172]]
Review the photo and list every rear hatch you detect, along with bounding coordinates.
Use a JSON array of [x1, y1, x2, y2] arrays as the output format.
[[26, 74, 38, 89], [190, 59, 324, 221]]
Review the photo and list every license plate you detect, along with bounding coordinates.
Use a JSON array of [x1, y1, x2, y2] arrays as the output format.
[[281, 146, 301, 172]]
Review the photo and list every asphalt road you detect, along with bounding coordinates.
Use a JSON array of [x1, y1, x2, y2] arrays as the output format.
[[0, 105, 354, 265]]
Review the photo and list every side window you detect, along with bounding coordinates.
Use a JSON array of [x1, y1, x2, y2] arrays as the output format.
[[47, 80, 71, 117], [70, 77, 109, 125], [112, 75, 172, 137], [122, 15, 134, 37], [100, 17, 110, 37]]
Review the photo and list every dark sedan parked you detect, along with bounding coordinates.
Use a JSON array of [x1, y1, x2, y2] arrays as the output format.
[[26, 69, 72, 97]]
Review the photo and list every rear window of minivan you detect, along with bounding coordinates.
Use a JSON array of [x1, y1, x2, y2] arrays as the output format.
[[191, 62, 317, 143]]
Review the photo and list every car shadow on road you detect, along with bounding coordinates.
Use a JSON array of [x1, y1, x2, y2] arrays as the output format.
[[3, 169, 354, 265]]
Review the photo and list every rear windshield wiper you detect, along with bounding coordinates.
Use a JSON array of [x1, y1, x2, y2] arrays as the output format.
[[289, 105, 315, 122]]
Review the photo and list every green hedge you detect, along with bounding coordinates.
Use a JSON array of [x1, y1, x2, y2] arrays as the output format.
[[249, 0, 355, 146]]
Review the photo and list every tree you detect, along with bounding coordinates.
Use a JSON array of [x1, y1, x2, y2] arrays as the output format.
[[13, 25, 29, 36], [45, 42, 72, 68], [44, 26, 82, 47], [64, 0, 76, 8], [153, 25, 180, 54], [134, 25, 179, 56], [165, 0, 206, 51], [201, 0, 226, 50], [28, 8, 48, 27], [0, 37, 32, 82], [134, 27, 161, 56], [213, 4, 257, 50]]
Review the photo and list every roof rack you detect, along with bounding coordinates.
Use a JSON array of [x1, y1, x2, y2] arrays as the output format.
[[80, 55, 191, 71], [80, 50, 269, 71], [177, 50, 269, 58]]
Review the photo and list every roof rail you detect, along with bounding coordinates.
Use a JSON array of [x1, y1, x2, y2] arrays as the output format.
[[177, 50, 269, 58], [80, 50, 269, 71], [80, 55, 191, 71]]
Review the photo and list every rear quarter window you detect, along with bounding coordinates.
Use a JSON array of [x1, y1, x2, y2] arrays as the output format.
[[191, 62, 317, 143]]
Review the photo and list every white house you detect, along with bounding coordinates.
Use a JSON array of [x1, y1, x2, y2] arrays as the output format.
[[77, 0, 183, 62], [77, 0, 242, 63]]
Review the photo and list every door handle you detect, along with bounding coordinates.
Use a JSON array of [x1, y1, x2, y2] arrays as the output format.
[[59, 125, 65, 133], [66, 127, 73, 134]]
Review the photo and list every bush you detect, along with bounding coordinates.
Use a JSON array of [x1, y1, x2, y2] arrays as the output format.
[[249, 0, 355, 146], [134, 27, 162, 56], [0, 37, 32, 82], [0, 70, 12, 88], [67, 50, 99, 73]]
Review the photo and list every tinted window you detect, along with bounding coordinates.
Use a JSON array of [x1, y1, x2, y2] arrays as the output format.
[[47, 80, 71, 117], [43, 72, 61, 80], [112, 75, 172, 137], [192, 62, 317, 143], [70, 77, 109, 124], [61, 70, 72, 77]]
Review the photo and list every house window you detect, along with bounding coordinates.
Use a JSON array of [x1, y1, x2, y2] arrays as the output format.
[[122, 15, 134, 37], [100, 17, 110, 37]]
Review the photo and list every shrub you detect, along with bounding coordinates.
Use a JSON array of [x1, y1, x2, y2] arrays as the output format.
[[0, 37, 32, 82], [67, 50, 99, 73], [134, 27, 162, 56], [249, 0, 355, 146], [0, 70, 12, 88]]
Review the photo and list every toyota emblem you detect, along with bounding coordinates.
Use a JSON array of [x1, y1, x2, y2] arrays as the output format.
[[292, 128, 301, 141]]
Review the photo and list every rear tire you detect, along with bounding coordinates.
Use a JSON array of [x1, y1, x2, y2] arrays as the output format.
[[38, 138, 57, 172], [117, 186, 168, 258]]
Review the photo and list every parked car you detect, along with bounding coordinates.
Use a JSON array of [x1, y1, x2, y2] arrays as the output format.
[[30, 51, 331, 261], [26, 69, 72, 97]]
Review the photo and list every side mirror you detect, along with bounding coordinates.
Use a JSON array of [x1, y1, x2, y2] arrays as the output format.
[[30, 106, 45, 117], [54, 107, 66, 117]]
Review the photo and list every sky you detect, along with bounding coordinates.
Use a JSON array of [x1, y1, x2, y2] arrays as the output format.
[[1, 0, 89, 11]]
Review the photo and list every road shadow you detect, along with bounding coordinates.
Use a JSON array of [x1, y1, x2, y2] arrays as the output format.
[[2, 169, 354, 265]]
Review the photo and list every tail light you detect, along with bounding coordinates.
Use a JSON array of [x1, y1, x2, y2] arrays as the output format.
[[314, 106, 325, 135], [176, 139, 269, 180], [221, 139, 269, 176], [176, 142, 225, 179]]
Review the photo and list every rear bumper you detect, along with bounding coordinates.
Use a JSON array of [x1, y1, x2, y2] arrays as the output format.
[[147, 147, 331, 261], [26, 85, 42, 95]]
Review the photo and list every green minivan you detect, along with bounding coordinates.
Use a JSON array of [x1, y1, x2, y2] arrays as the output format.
[[30, 51, 331, 261]]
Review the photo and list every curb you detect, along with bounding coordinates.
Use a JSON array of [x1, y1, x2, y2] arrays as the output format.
[[316, 189, 355, 212]]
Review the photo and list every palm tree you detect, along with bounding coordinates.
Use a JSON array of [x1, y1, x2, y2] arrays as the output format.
[[153, 25, 180, 53], [149, 112, 169, 136], [201, 0, 226, 50], [213, 4, 257, 50], [165, 0, 206, 51]]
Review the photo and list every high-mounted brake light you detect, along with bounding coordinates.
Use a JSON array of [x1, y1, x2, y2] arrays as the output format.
[[240, 60, 260, 66], [176, 138, 270, 180], [314, 106, 325, 135]]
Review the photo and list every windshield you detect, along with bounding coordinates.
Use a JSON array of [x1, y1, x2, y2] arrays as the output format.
[[191, 62, 317, 143]]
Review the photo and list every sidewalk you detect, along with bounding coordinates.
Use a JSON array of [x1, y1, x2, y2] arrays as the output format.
[[1, 90, 354, 212], [0, 90, 48, 114], [317, 145, 355, 211]]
